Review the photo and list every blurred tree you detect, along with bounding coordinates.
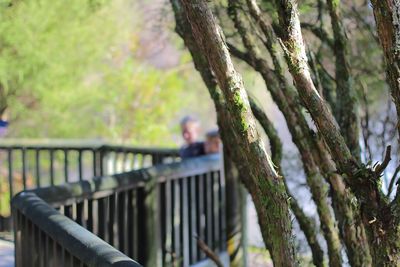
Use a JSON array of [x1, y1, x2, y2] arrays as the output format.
[[171, 0, 400, 266], [0, 0, 186, 146]]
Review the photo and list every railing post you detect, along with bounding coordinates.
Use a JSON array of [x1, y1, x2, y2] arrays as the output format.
[[137, 172, 162, 267], [223, 146, 247, 267]]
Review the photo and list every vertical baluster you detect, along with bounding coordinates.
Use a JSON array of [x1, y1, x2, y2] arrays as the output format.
[[7, 149, 13, 198], [127, 189, 134, 258], [99, 148, 105, 176], [64, 149, 69, 183], [49, 150, 55, 186], [132, 153, 138, 170], [45, 234, 50, 266], [218, 170, 226, 251], [189, 176, 197, 264], [21, 218, 27, 267], [21, 148, 27, 189], [87, 199, 93, 232], [37, 226, 42, 267], [78, 150, 83, 181], [98, 197, 108, 241], [13, 211, 19, 267], [118, 191, 127, 253], [173, 179, 181, 265], [137, 186, 146, 264], [47, 236, 53, 266], [112, 152, 118, 174], [92, 149, 97, 177], [159, 182, 166, 266], [205, 173, 213, 247], [137, 177, 161, 266], [196, 174, 205, 260], [73, 256, 81, 267], [151, 153, 159, 166], [164, 179, 173, 265], [76, 201, 85, 227], [34, 224, 40, 266], [181, 177, 190, 266], [35, 149, 41, 188], [56, 243, 63, 267], [212, 171, 219, 250], [64, 250, 72, 266], [108, 194, 116, 246], [64, 205, 72, 219], [170, 180, 176, 263]]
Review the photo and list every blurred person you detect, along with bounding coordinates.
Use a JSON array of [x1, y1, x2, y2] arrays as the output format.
[[0, 109, 9, 138], [179, 116, 205, 159], [204, 129, 221, 154]]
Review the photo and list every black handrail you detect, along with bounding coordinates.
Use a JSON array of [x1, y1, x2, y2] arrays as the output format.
[[12, 192, 141, 267], [12, 155, 227, 266], [0, 140, 180, 230]]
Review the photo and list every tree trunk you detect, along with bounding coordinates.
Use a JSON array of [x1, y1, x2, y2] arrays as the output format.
[[250, 99, 325, 267], [326, 0, 360, 159], [171, 1, 298, 265], [272, 0, 400, 265], [370, 0, 400, 137], [228, 2, 342, 265]]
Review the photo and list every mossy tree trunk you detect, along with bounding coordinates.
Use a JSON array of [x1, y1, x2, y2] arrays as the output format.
[[228, 1, 342, 265], [326, 0, 360, 159], [171, 0, 297, 265], [170, 0, 400, 266], [271, 0, 400, 265], [370, 0, 400, 137], [250, 98, 324, 267]]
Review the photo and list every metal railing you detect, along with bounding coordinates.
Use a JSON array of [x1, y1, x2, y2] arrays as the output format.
[[13, 192, 141, 267], [12, 155, 227, 267], [0, 140, 179, 230]]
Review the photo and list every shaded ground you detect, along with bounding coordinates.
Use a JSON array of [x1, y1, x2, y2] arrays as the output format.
[[248, 247, 273, 267], [0, 239, 14, 267]]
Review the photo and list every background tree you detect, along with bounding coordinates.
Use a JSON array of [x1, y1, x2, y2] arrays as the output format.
[[0, 0, 201, 146], [171, 0, 400, 266]]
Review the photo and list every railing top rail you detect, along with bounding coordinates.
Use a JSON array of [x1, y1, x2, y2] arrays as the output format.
[[12, 192, 142, 267], [29, 155, 221, 206], [0, 139, 179, 154]]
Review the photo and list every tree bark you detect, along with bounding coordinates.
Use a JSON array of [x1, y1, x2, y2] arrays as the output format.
[[172, 1, 298, 265], [228, 2, 342, 265], [250, 99, 325, 267], [271, 0, 400, 265], [370, 0, 400, 137], [326, 0, 360, 159]]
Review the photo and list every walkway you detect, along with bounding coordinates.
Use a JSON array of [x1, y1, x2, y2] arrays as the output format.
[[0, 239, 14, 267]]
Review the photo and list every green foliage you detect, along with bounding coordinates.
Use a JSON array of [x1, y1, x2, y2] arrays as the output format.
[[0, 0, 187, 146]]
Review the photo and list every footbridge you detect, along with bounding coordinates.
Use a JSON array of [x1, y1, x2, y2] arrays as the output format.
[[0, 140, 245, 267]]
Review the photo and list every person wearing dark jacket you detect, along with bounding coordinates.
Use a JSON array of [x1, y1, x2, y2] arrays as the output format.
[[179, 116, 205, 159]]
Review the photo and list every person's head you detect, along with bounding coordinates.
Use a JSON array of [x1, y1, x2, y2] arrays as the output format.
[[180, 116, 200, 145], [204, 129, 221, 154]]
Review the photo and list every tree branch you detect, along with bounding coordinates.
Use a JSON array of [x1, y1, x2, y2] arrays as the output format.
[[249, 97, 325, 267], [301, 22, 334, 49], [178, 0, 298, 265]]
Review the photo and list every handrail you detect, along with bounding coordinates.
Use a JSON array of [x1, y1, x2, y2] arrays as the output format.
[[0, 141, 180, 231], [29, 155, 220, 207], [0, 139, 179, 153], [12, 155, 226, 266], [12, 192, 141, 267]]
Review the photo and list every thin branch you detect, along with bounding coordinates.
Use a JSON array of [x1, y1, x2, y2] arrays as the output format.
[[374, 145, 392, 176], [349, 6, 379, 43], [360, 80, 372, 162], [301, 22, 334, 49], [195, 235, 224, 267], [388, 164, 400, 196], [226, 42, 256, 68]]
